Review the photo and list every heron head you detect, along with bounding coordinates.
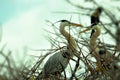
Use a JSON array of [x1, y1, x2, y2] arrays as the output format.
[[58, 20, 83, 27], [96, 7, 103, 15]]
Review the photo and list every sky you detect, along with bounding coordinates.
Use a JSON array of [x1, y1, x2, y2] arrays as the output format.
[[0, 0, 76, 50]]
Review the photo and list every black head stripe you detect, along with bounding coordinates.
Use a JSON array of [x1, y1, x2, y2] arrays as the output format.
[[60, 20, 68, 22], [60, 20, 70, 23], [54, 20, 69, 24]]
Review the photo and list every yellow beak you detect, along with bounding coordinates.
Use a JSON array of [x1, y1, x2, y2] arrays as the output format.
[[70, 22, 83, 27], [80, 24, 101, 34], [80, 27, 92, 34]]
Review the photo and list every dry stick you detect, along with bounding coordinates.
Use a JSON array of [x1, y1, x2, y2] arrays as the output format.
[[0, 63, 20, 72], [81, 45, 102, 79], [45, 24, 69, 48], [26, 50, 58, 79], [0, 51, 17, 79], [102, 8, 120, 52], [60, 62, 67, 80], [104, 20, 120, 26], [100, 21, 117, 39], [70, 57, 80, 80], [77, 41, 93, 79], [47, 34, 68, 51], [118, 52, 120, 59], [53, 11, 91, 16], [80, 53, 90, 79], [66, 0, 93, 10], [45, 21, 68, 49], [0, 52, 11, 71], [116, 27, 120, 51], [103, 9, 119, 27]]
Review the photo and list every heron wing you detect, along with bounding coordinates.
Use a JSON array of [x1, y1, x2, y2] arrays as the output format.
[[43, 50, 69, 75]]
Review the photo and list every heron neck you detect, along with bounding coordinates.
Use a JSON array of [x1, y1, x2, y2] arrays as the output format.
[[90, 25, 101, 50], [60, 24, 77, 54]]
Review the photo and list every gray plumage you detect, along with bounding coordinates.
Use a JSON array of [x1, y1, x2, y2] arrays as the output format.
[[42, 49, 70, 77]]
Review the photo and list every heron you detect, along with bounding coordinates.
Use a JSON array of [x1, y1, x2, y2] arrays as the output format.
[[80, 24, 116, 75], [89, 25, 119, 79], [90, 7, 103, 38], [38, 20, 83, 79]]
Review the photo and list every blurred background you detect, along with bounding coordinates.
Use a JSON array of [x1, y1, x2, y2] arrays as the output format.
[[0, 0, 120, 80]]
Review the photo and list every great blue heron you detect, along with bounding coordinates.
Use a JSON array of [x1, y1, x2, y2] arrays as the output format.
[[90, 7, 103, 38], [80, 24, 115, 73], [38, 20, 83, 79]]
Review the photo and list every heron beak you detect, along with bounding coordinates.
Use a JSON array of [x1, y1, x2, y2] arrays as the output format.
[[70, 22, 83, 27], [80, 27, 92, 34]]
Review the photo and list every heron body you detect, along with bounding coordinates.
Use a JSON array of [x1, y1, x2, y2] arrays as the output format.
[[42, 47, 70, 76], [39, 20, 83, 79]]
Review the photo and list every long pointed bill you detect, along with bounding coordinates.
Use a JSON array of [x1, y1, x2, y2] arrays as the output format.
[[70, 22, 83, 27], [80, 27, 93, 34]]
